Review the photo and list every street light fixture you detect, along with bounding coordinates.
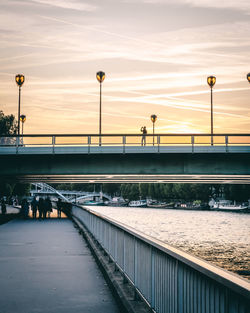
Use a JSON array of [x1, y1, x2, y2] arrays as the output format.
[[96, 71, 105, 146], [207, 75, 216, 146], [20, 114, 26, 145], [15, 74, 25, 138], [247, 73, 250, 84], [150, 114, 157, 146]]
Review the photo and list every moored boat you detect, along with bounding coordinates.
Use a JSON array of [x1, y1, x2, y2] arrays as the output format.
[[147, 201, 174, 209], [128, 200, 147, 207], [82, 200, 105, 206], [107, 197, 128, 207], [209, 199, 248, 212]]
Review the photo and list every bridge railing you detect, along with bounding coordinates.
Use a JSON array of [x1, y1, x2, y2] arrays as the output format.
[[1, 133, 250, 148], [72, 205, 250, 313]]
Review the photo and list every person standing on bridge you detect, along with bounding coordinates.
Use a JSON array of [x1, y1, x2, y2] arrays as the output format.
[[140, 126, 147, 146], [57, 198, 62, 218]]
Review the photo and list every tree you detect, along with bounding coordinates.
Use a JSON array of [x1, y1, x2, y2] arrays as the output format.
[[102, 183, 121, 196], [0, 183, 13, 197], [139, 183, 148, 198], [12, 183, 30, 196], [224, 185, 250, 201], [0, 110, 17, 135]]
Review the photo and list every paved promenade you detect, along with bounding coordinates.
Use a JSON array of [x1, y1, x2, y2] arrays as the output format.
[[0, 218, 121, 313]]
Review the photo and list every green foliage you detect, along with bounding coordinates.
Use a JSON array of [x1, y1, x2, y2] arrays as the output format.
[[121, 184, 140, 200], [0, 183, 13, 197], [12, 183, 30, 196], [0, 182, 30, 198], [224, 185, 250, 201], [34, 182, 250, 203], [0, 111, 29, 198], [102, 183, 121, 196], [0, 110, 17, 136]]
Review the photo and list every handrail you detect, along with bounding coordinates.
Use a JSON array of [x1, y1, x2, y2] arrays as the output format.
[[72, 205, 250, 313], [1, 133, 250, 137], [1, 133, 250, 152], [78, 205, 250, 298]]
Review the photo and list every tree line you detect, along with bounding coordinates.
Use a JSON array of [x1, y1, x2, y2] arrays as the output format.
[[51, 183, 250, 202]]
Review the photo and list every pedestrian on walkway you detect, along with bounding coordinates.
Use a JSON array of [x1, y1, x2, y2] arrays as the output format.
[[57, 198, 62, 218], [21, 198, 29, 219], [140, 126, 147, 146], [31, 196, 38, 219], [44, 197, 52, 219], [1, 198, 6, 215], [38, 197, 44, 220]]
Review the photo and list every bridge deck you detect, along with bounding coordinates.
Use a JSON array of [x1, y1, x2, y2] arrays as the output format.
[[1, 145, 250, 154], [0, 218, 121, 313]]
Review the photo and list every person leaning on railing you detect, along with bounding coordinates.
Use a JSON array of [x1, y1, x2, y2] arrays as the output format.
[[140, 126, 147, 146]]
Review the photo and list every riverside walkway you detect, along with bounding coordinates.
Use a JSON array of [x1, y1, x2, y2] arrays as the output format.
[[0, 218, 121, 313]]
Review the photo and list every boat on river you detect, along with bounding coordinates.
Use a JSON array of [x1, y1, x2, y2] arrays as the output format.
[[82, 200, 105, 206], [107, 197, 128, 207], [128, 200, 147, 207], [209, 199, 248, 211], [147, 201, 174, 209]]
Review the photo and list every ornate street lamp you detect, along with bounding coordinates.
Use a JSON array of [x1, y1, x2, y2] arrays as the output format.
[[247, 73, 250, 84], [15, 74, 25, 138], [207, 76, 216, 146], [150, 114, 157, 146], [20, 114, 26, 145], [96, 71, 105, 146]]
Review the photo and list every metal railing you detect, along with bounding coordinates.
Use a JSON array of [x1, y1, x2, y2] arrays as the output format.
[[72, 205, 250, 313], [0, 133, 250, 151]]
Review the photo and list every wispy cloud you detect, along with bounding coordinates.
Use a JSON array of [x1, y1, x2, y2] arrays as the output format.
[[1, 0, 249, 133], [184, 0, 250, 15], [30, 0, 98, 11], [125, 0, 250, 15]]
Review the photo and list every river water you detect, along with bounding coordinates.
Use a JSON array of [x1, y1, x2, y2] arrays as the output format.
[[86, 206, 250, 280]]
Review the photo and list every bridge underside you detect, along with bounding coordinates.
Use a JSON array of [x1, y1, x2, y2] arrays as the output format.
[[6, 174, 250, 184], [1, 153, 250, 184]]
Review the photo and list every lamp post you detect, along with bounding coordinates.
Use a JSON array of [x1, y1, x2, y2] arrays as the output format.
[[15, 74, 25, 138], [96, 71, 105, 146], [247, 73, 250, 84], [20, 114, 26, 145], [207, 76, 216, 146], [150, 114, 157, 146]]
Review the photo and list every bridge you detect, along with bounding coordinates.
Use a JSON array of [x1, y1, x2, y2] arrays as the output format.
[[30, 182, 112, 202], [0, 133, 250, 183]]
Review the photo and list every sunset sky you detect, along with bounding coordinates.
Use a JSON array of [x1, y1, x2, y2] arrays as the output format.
[[0, 0, 249, 134]]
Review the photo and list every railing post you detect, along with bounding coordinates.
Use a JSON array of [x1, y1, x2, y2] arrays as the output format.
[[52, 136, 55, 154], [123, 136, 126, 154], [157, 135, 160, 153], [134, 237, 138, 300], [225, 135, 228, 153], [16, 136, 19, 154], [151, 247, 155, 309], [123, 232, 126, 273], [88, 136, 91, 154], [191, 135, 194, 153]]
